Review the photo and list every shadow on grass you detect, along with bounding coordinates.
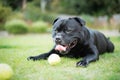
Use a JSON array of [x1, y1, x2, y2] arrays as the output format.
[[0, 45, 17, 49]]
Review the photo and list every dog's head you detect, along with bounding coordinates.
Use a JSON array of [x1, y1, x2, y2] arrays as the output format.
[[52, 17, 88, 54]]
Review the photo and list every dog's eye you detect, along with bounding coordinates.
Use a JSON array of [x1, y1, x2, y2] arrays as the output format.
[[66, 29, 72, 34]]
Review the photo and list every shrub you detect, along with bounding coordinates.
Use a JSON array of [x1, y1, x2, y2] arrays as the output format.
[[24, 3, 57, 24], [0, 4, 12, 30], [0, 4, 12, 22], [29, 21, 48, 33], [7, 12, 24, 20], [0, 23, 4, 30], [5, 19, 28, 34]]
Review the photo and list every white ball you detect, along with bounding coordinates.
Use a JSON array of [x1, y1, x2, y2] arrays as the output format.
[[0, 63, 13, 80], [48, 54, 61, 65]]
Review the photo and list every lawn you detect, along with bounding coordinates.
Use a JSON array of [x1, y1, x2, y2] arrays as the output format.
[[0, 34, 120, 80]]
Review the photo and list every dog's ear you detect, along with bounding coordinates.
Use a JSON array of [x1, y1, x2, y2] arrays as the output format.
[[73, 17, 86, 26], [53, 18, 59, 24]]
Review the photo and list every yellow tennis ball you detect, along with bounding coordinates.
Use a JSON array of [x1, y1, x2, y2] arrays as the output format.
[[0, 63, 13, 80], [48, 54, 61, 65]]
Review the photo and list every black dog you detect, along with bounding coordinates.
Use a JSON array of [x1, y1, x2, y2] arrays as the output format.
[[28, 17, 114, 67]]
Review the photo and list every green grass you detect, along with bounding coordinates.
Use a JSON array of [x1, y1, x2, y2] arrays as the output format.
[[0, 34, 120, 80]]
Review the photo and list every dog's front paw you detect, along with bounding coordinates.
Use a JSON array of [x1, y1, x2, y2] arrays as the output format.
[[76, 60, 88, 67], [27, 56, 39, 61]]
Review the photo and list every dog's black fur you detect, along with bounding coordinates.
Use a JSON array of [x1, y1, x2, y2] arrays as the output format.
[[28, 17, 114, 67]]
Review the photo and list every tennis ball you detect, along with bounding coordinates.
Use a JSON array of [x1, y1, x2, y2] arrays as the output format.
[[48, 54, 61, 65], [0, 63, 13, 80]]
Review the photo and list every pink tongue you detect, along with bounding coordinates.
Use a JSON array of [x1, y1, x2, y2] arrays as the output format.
[[55, 45, 67, 52]]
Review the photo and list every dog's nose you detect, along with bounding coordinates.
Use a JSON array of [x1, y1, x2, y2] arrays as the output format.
[[55, 38, 62, 43]]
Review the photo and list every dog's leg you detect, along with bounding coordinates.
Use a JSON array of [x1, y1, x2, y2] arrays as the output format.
[[27, 49, 56, 61], [76, 45, 99, 67], [107, 39, 114, 53]]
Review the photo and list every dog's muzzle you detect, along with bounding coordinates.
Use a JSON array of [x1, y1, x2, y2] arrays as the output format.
[[55, 39, 78, 54]]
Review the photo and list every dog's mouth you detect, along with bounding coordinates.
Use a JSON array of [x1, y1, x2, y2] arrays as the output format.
[[55, 39, 77, 54]]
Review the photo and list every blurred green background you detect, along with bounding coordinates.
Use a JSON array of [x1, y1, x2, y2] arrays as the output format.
[[0, 0, 120, 34], [0, 1, 120, 80]]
